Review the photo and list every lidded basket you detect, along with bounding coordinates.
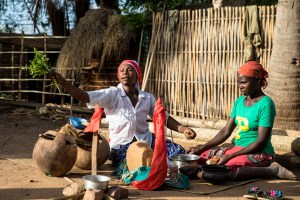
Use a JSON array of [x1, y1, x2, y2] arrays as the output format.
[[126, 141, 153, 171]]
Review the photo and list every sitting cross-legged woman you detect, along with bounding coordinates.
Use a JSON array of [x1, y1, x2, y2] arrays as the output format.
[[187, 61, 298, 182]]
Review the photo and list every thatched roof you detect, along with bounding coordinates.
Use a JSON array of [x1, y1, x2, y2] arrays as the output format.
[[55, 8, 132, 79]]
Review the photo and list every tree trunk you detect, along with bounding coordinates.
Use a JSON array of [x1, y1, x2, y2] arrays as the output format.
[[47, 1, 68, 36], [266, 0, 300, 130], [75, 0, 90, 25], [99, 0, 119, 11]]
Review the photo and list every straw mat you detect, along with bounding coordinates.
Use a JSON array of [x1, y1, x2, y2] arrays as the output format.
[[169, 178, 260, 195]]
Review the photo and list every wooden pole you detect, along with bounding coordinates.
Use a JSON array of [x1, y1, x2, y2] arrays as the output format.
[[91, 131, 98, 175], [18, 32, 24, 100], [142, 13, 163, 91], [42, 33, 47, 105], [138, 27, 144, 65]]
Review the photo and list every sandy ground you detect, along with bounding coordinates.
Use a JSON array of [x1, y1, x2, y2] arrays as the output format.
[[0, 105, 300, 200]]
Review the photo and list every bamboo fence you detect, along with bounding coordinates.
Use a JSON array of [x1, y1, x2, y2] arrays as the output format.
[[0, 34, 69, 105], [142, 6, 276, 120]]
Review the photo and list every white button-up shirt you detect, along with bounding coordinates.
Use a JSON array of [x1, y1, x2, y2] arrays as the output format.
[[87, 83, 156, 149]]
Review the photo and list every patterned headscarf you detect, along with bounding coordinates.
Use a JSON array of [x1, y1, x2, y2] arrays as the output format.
[[238, 61, 269, 88], [117, 60, 142, 88]]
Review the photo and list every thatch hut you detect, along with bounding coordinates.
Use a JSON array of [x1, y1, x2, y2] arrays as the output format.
[[55, 8, 138, 91]]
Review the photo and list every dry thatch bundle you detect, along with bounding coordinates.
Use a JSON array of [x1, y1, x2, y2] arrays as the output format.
[[99, 15, 131, 73], [55, 8, 131, 81]]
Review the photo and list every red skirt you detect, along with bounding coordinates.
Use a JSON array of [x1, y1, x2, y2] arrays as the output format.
[[199, 146, 275, 168]]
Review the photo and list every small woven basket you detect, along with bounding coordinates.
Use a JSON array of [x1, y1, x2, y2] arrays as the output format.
[[126, 141, 153, 171]]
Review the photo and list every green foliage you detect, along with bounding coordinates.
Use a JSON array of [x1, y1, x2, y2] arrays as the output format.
[[26, 48, 52, 77], [119, 0, 279, 32], [120, 0, 206, 31], [26, 48, 61, 92], [120, 0, 201, 14], [120, 13, 150, 31]]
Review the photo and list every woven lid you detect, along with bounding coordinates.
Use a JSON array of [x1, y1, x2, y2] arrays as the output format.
[[126, 141, 153, 172]]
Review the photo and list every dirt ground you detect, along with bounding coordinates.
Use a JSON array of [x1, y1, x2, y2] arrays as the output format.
[[0, 104, 300, 200]]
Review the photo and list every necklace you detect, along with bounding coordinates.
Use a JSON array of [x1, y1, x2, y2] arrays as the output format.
[[125, 90, 138, 99]]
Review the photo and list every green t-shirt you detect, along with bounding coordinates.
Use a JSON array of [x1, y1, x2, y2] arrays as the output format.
[[230, 95, 276, 154]]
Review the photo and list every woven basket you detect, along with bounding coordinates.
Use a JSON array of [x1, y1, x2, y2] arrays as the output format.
[[126, 141, 153, 172]]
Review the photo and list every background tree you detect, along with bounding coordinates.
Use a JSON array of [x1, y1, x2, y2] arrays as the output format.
[[46, 0, 67, 35], [266, 0, 300, 130]]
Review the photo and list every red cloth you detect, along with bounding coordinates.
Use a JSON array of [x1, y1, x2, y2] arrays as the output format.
[[199, 146, 274, 169], [238, 61, 269, 88], [132, 98, 168, 190], [83, 106, 103, 133], [117, 60, 143, 86]]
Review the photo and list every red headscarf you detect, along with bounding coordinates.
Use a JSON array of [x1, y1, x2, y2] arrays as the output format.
[[117, 60, 142, 86], [238, 61, 269, 88]]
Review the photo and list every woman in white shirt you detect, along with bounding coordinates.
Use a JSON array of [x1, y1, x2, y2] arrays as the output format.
[[52, 60, 197, 165]]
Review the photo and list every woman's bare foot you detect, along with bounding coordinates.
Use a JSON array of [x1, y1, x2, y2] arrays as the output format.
[[270, 162, 298, 180], [196, 170, 204, 179]]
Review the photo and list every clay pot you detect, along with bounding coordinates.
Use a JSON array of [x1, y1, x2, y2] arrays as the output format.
[[291, 137, 300, 156], [75, 133, 110, 170], [32, 131, 77, 177]]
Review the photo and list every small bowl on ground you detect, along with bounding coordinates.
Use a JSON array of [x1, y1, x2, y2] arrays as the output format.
[[82, 175, 111, 191], [69, 117, 88, 130]]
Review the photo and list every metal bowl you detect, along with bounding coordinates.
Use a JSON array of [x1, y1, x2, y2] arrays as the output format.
[[171, 154, 200, 169], [82, 175, 111, 191]]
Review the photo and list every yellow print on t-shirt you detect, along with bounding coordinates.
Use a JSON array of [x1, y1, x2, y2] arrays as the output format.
[[235, 116, 249, 140]]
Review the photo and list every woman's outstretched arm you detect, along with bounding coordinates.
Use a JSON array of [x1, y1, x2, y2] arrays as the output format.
[[52, 72, 89, 103]]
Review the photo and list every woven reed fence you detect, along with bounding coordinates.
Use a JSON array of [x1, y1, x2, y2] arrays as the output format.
[[142, 6, 276, 120], [0, 34, 69, 105]]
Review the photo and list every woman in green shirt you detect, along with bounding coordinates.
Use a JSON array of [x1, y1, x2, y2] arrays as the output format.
[[187, 61, 297, 182]]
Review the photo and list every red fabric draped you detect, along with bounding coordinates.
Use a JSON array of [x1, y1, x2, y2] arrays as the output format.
[[83, 106, 103, 133], [132, 98, 168, 190]]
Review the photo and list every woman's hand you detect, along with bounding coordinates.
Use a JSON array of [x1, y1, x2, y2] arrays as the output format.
[[217, 154, 233, 165], [49, 72, 90, 102], [49, 72, 64, 84], [180, 126, 197, 140], [186, 145, 202, 155]]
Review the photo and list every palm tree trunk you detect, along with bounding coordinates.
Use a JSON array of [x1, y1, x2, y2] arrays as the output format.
[[266, 0, 300, 130]]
